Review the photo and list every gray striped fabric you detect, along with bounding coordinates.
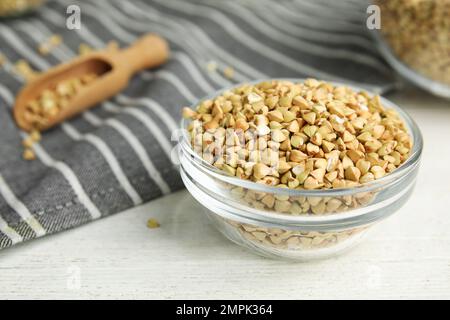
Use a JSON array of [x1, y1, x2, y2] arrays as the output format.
[[0, 0, 397, 249]]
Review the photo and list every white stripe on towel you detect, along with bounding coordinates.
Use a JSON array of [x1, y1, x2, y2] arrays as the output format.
[[81, 112, 171, 195], [116, 95, 178, 132], [0, 215, 23, 245], [0, 174, 46, 237], [291, 0, 365, 23], [101, 102, 172, 158], [0, 25, 50, 69], [27, 138, 102, 219], [171, 52, 215, 93], [154, 71, 197, 104], [61, 123, 143, 206], [0, 84, 14, 105], [103, 119, 171, 195]]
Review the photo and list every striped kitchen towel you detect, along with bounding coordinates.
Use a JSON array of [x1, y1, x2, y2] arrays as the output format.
[[0, 0, 397, 249]]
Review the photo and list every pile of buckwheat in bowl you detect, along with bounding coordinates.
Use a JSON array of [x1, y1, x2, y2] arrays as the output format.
[[179, 79, 422, 260], [374, 0, 450, 98]]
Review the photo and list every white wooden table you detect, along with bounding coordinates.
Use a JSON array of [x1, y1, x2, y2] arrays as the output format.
[[1, 88, 449, 299]]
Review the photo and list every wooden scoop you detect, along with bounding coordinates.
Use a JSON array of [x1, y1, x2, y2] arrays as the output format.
[[14, 34, 169, 132]]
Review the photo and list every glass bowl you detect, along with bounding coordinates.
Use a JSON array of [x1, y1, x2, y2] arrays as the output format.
[[372, 0, 450, 99], [178, 79, 423, 261]]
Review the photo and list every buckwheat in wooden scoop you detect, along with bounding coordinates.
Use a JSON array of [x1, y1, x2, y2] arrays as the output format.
[[183, 79, 412, 191], [14, 33, 169, 132]]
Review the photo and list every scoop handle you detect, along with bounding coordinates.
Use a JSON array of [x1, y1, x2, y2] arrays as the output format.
[[117, 34, 170, 74]]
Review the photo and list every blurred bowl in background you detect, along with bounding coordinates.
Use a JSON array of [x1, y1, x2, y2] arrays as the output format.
[[373, 0, 450, 99], [0, 0, 47, 18]]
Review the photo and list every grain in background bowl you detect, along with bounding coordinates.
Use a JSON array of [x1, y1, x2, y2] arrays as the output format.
[[373, 0, 450, 98]]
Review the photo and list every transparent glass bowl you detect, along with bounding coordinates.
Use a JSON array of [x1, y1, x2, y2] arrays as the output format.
[[178, 80, 423, 261], [371, 1, 450, 99]]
